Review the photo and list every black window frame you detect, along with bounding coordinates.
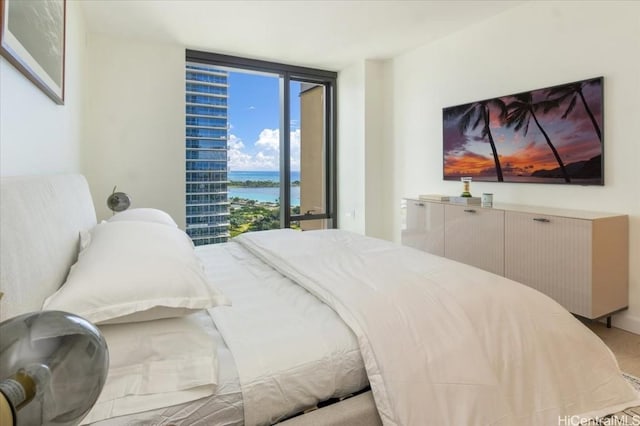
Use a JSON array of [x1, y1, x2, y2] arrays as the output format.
[[186, 50, 338, 229]]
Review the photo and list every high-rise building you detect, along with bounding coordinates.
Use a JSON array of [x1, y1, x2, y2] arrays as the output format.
[[185, 64, 230, 245]]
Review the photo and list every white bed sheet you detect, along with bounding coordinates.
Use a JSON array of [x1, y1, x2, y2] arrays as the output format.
[[89, 311, 243, 426], [89, 239, 368, 426], [83, 313, 220, 424]]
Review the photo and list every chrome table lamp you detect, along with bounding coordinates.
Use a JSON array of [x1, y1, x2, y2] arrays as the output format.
[[106, 186, 131, 214], [0, 311, 109, 426]]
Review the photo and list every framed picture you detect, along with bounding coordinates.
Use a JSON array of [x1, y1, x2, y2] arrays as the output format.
[[0, 0, 66, 104], [443, 77, 604, 185]]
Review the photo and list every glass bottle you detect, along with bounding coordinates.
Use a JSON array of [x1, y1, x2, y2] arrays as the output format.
[[461, 177, 472, 197]]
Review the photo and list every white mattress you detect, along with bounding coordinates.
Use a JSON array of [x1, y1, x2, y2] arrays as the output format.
[[89, 240, 368, 425]]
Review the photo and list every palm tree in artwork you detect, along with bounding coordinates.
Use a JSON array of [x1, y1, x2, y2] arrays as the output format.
[[545, 79, 602, 143], [445, 99, 507, 182], [505, 93, 571, 183]]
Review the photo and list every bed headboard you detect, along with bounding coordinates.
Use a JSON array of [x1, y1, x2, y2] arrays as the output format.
[[0, 174, 97, 321]]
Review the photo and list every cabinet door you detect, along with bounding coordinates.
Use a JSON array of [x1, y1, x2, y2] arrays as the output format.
[[504, 211, 592, 318], [444, 205, 504, 275], [401, 200, 444, 256]]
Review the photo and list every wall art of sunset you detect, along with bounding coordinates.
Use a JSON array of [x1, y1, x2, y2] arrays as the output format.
[[442, 77, 603, 185]]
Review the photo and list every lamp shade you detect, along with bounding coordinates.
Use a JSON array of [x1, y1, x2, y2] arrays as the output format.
[[0, 311, 109, 426], [106, 189, 131, 213]]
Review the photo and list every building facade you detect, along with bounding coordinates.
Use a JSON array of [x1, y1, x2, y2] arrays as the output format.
[[185, 64, 230, 245]]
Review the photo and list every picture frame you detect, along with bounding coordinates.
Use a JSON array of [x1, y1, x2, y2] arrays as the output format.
[[0, 0, 66, 104], [443, 77, 604, 185]]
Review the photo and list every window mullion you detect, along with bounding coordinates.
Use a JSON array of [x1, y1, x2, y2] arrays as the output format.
[[279, 73, 291, 228]]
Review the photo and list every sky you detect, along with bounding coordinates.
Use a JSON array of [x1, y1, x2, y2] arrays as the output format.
[[226, 70, 301, 171], [443, 78, 603, 181]]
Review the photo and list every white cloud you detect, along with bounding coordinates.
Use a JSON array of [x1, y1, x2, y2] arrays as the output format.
[[228, 134, 244, 150], [255, 128, 279, 151], [227, 128, 302, 171], [254, 152, 277, 169], [227, 134, 254, 170], [290, 128, 300, 171]]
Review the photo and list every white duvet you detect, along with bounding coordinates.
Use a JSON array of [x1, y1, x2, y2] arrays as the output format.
[[201, 240, 368, 425], [235, 229, 640, 426]]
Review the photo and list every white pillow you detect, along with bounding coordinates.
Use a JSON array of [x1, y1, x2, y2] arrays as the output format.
[[82, 312, 218, 423], [43, 221, 229, 324], [107, 208, 178, 228], [79, 229, 92, 251]]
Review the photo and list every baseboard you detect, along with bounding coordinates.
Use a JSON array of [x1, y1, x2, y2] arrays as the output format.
[[607, 312, 640, 335]]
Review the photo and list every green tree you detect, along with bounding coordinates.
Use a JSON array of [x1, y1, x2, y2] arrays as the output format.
[[505, 93, 570, 183]]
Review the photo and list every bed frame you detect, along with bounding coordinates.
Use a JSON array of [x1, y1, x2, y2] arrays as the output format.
[[0, 174, 97, 321], [0, 174, 381, 426]]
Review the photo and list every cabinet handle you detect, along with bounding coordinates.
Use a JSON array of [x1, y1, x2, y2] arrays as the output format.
[[533, 217, 550, 223], [464, 209, 476, 213], [414, 203, 425, 207]]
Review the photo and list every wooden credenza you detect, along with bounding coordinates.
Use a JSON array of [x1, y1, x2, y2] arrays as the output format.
[[401, 199, 629, 319], [402, 199, 445, 256], [444, 204, 504, 276]]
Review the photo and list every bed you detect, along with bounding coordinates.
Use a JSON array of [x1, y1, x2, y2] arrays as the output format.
[[1, 173, 639, 426]]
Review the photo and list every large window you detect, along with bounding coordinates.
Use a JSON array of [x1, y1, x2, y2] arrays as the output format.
[[185, 51, 337, 245]]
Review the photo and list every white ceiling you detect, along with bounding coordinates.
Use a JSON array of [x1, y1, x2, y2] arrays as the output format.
[[80, 0, 524, 71]]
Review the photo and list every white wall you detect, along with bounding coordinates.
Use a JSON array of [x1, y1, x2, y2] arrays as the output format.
[[364, 60, 393, 240], [337, 62, 366, 234], [0, 1, 86, 176], [83, 34, 185, 226], [387, 1, 640, 331], [338, 59, 393, 238]]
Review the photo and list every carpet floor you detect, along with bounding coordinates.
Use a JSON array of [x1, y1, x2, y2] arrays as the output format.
[[583, 317, 640, 426], [585, 374, 640, 425]]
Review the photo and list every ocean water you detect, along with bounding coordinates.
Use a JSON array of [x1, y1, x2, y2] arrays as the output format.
[[229, 170, 300, 182], [228, 170, 301, 205], [229, 187, 300, 206]]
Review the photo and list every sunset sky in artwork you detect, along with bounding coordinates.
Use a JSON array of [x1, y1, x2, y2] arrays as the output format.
[[443, 78, 603, 182]]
